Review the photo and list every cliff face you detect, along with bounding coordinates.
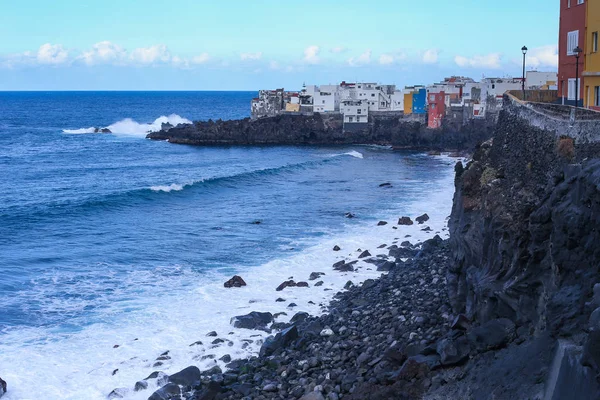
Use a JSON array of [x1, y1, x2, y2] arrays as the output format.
[[146, 113, 493, 151], [448, 97, 600, 335]]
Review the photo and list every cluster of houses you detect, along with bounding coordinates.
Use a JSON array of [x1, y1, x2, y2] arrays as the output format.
[[251, 71, 558, 129]]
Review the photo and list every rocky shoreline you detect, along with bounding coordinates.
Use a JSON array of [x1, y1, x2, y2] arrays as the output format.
[[145, 113, 493, 152]]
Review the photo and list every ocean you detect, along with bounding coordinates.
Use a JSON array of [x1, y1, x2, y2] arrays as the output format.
[[0, 91, 458, 399]]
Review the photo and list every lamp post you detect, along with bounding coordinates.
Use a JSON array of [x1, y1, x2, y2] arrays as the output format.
[[574, 46, 582, 108], [521, 46, 528, 98]]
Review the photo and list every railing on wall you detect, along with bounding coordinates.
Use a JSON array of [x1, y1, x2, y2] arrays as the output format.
[[508, 90, 559, 103]]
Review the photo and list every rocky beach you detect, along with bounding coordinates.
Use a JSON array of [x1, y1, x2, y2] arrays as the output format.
[[87, 94, 600, 400]]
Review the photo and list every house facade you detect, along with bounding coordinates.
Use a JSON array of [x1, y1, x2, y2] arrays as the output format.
[[558, 0, 587, 105]]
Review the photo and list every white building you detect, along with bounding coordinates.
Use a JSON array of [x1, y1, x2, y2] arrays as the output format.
[[481, 78, 523, 112], [391, 90, 404, 111], [526, 71, 558, 89], [312, 85, 341, 113], [339, 82, 396, 112], [340, 99, 369, 124]]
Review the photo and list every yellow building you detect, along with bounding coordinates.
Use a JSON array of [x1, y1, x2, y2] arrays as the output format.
[[403, 92, 413, 115], [584, 0, 600, 110]]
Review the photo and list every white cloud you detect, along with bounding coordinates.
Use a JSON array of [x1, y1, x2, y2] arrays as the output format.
[[455, 53, 502, 69], [303, 45, 320, 64], [526, 45, 558, 69], [240, 52, 262, 61], [191, 53, 210, 64], [269, 60, 280, 70], [37, 43, 69, 65], [379, 54, 394, 65], [79, 41, 126, 65], [422, 49, 439, 64], [129, 44, 171, 64], [347, 49, 372, 66], [330, 46, 348, 54]]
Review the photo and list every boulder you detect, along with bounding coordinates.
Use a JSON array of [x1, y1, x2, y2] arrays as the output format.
[[398, 217, 414, 225], [309, 272, 325, 280], [333, 245, 341, 251], [259, 325, 299, 357], [276, 280, 297, 291], [345, 212, 355, 219], [0, 377, 5, 397], [436, 335, 470, 366], [224, 275, 247, 288], [379, 182, 392, 187], [148, 383, 181, 400], [168, 366, 201, 387], [467, 318, 516, 352], [296, 281, 309, 288], [290, 311, 309, 324], [231, 312, 274, 330], [358, 250, 371, 258], [415, 213, 430, 224], [420, 235, 443, 252], [451, 314, 471, 331], [376, 260, 395, 272], [377, 221, 388, 226], [193, 381, 221, 400], [388, 246, 418, 259], [108, 388, 128, 399], [332, 260, 356, 272], [134, 380, 148, 391]]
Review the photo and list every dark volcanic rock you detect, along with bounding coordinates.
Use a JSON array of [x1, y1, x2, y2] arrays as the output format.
[[276, 280, 297, 291], [358, 250, 371, 258], [467, 319, 515, 352], [168, 366, 201, 386], [0, 377, 5, 397], [333, 245, 341, 251], [416, 213, 430, 224], [259, 325, 299, 357], [295, 281, 309, 288], [345, 212, 355, 219], [309, 272, 325, 280], [148, 383, 181, 400], [398, 216, 414, 225], [231, 312, 274, 330], [224, 275, 247, 288], [377, 221, 388, 226]]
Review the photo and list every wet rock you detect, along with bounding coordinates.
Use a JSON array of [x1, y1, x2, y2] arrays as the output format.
[[345, 212, 355, 219], [276, 297, 286, 302], [296, 281, 309, 288], [108, 388, 128, 399], [415, 213, 430, 224], [224, 275, 247, 288], [134, 380, 148, 391], [376, 260, 395, 272], [276, 280, 297, 291], [193, 381, 221, 400], [206, 331, 218, 337], [148, 383, 181, 400], [436, 335, 471, 366], [333, 245, 341, 251], [397, 216, 414, 225], [260, 326, 299, 357], [290, 312, 310, 324], [379, 182, 392, 187], [168, 366, 201, 386], [309, 272, 325, 280], [288, 303, 297, 308], [231, 312, 274, 330], [358, 250, 371, 258], [333, 260, 356, 272], [315, 281, 324, 287], [344, 281, 354, 289], [377, 221, 388, 226], [251, 220, 262, 225]]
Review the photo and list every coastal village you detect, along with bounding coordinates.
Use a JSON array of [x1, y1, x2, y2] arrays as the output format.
[[252, 0, 600, 132], [251, 74, 558, 131]]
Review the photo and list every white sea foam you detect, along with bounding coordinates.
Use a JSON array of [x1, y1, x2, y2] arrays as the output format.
[[0, 155, 460, 400], [63, 127, 96, 134], [150, 183, 186, 193], [62, 114, 192, 137], [326, 150, 364, 159]]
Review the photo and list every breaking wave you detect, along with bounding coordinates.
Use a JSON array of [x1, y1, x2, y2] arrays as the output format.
[[63, 114, 192, 136]]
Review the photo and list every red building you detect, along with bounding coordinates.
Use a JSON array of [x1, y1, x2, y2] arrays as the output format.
[[428, 91, 446, 129], [558, 0, 587, 105]]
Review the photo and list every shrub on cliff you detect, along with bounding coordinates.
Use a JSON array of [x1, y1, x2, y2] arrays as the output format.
[[557, 136, 575, 161]]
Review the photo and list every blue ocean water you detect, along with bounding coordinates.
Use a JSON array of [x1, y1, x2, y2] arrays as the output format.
[[0, 91, 458, 399]]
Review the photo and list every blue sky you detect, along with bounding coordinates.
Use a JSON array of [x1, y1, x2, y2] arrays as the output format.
[[0, 0, 559, 90]]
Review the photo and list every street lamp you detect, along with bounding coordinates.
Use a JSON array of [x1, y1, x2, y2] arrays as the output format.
[[574, 46, 582, 108], [521, 46, 528, 97]]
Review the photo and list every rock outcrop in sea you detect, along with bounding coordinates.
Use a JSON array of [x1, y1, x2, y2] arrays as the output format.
[[146, 113, 493, 151]]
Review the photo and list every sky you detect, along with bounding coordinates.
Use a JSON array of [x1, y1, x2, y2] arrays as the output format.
[[0, 0, 560, 91]]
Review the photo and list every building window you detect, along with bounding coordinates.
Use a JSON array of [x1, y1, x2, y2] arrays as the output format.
[[371, 93, 375, 97], [568, 78, 580, 100], [593, 32, 599, 53], [357, 109, 361, 114], [568, 0, 571, 7], [578, 0, 584, 4], [595, 86, 600, 107], [348, 116, 354, 122], [322, 100, 325, 104], [567, 30, 579, 55]]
